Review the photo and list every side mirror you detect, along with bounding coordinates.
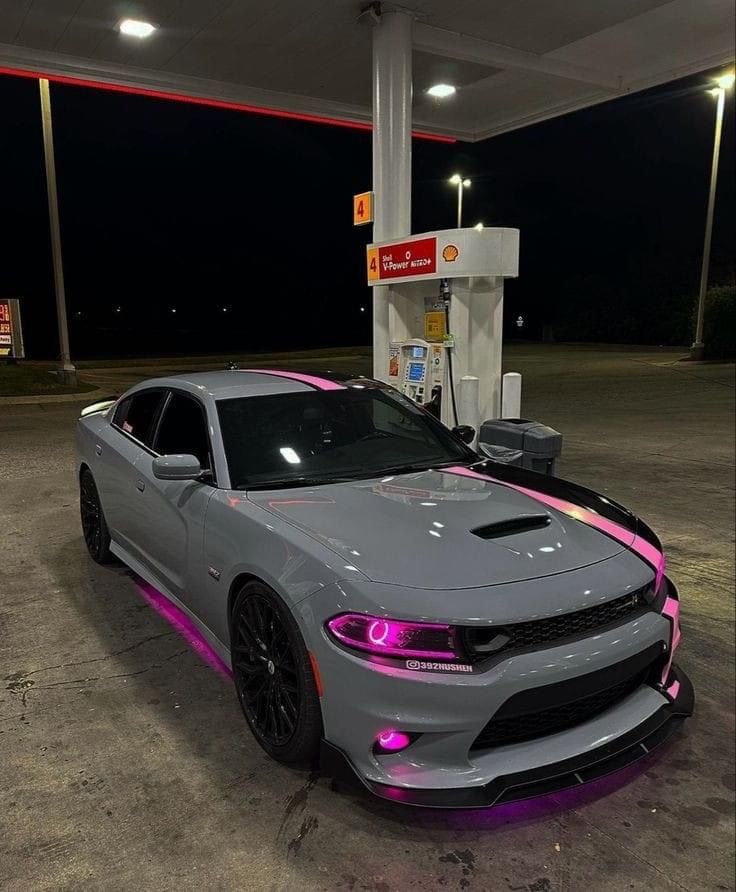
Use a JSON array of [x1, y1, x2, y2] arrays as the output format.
[[152, 454, 203, 481], [453, 425, 476, 444]]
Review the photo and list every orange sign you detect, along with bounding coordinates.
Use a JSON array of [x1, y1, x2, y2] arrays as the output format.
[[353, 191, 373, 226], [442, 244, 459, 262], [366, 246, 380, 282]]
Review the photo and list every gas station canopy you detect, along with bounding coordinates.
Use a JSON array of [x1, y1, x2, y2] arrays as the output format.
[[0, 0, 733, 141]]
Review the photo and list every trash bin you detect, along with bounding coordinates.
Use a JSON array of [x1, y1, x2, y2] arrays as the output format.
[[478, 418, 563, 475]]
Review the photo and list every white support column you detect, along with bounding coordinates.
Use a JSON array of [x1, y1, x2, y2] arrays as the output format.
[[458, 375, 480, 438], [372, 10, 412, 381], [501, 372, 522, 418]]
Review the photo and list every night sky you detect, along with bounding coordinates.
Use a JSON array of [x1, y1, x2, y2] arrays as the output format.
[[1, 69, 733, 359]]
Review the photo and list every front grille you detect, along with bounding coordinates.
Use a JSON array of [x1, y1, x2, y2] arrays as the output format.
[[471, 644, 662, 751], [461, 587, 650, 663]]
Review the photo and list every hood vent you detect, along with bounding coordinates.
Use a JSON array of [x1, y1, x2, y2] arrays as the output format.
[[471, 514, 551, 540]]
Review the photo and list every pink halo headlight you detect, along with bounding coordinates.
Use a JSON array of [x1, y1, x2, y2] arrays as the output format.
[[375, 730, 413, 754], [326, 613, 459, 661], [368, 620, 389, 646]]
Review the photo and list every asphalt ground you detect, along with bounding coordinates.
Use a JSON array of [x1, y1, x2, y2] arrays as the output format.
[[1, 344, 733, 891]]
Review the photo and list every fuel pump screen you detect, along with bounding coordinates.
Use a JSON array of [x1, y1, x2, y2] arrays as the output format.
[[407, 362, 424, 382], [412, 346, 425, 358]]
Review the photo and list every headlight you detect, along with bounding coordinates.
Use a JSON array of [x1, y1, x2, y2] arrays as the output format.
[[326, 613, 460, 661]]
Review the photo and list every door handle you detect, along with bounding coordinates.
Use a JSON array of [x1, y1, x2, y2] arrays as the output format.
[[95, 444, 103, 456], [136, 479, 146, 492]]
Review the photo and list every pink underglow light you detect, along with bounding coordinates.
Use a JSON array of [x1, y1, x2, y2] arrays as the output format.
[[666, 679, 680, 700], [417, 749, 666, 826], [376, 730, 412, 752], [443, 466, 666, 580], [327, 613, 457, 660], [135, 579, 231, 680], [241, 369, 346, 391]]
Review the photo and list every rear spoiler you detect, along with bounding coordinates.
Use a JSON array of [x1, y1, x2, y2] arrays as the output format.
[[80, 398, 117, 418]]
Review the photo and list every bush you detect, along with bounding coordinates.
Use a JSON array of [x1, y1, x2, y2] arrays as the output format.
[[551, 278, 695, 346], [695, 285, 736, 360]]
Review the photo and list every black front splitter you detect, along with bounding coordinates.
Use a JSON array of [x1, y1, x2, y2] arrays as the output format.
[[320, 665, 694, 809]]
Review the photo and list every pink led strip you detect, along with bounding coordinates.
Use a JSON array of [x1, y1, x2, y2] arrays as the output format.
[[243, 369, 346, 391], [443, 466, 665, 585]]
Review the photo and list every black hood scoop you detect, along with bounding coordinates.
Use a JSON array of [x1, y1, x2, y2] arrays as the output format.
[[471, 514, 551, 540]]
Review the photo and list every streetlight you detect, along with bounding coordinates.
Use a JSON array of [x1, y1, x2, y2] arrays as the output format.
[[691, 70, 734, 360], [449, 174, 471, 228], [39, 78, 76, 385]]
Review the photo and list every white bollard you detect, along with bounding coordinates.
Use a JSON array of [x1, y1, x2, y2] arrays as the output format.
[[502, 372, 522, 419], [458, 375, 480, 441]]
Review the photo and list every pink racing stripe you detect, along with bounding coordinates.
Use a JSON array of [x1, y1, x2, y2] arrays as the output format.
[[243, 369, 346, 391], [444, 465, 665, 585], [660, 596, 682, 686]]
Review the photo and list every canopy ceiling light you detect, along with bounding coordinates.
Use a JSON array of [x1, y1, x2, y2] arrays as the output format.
[[427, 83, 457, 99], [118, 19, 157, 38]]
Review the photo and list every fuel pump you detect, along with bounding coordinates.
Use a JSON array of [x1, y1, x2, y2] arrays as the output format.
[[396, 338, 445, 415], [391, 279, 459, 422], [370, 227, 520, 430]]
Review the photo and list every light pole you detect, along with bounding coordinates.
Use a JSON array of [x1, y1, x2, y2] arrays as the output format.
[[39, 78, 76, 384], [449, 173, 471, 228], [691, 71, 734, 360]]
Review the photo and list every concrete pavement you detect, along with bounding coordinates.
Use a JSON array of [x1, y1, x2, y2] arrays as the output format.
[[1, 344, 733, 891]]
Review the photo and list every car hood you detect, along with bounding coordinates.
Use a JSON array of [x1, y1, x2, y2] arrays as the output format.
[[248, 468, 628, 589]]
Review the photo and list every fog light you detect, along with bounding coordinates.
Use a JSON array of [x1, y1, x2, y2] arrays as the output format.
[[374, 730, 413, 754]]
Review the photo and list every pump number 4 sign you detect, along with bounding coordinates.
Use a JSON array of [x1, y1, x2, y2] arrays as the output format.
[[353, 191, 373, 226]]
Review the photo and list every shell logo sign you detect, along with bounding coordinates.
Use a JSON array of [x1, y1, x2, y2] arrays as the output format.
[[366, 226, 520, 286]]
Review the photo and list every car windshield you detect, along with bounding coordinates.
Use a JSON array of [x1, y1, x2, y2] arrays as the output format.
[[217, 385, 474, 490]]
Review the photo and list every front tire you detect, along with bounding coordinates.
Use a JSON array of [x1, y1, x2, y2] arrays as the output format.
[[231, 580, 322, 765], [79, 468, 113, 564]]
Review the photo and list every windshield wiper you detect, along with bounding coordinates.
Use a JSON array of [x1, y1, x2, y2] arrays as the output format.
[[239, 460, 462, 490], [240, 474, 354, 491], [375, 459, 460, 477]]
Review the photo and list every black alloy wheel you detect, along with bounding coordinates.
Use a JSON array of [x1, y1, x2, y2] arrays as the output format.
[[79, 468, 113, 564], [231, 581, 322, 764]]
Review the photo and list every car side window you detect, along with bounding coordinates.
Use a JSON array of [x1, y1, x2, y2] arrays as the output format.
[[154, 392, 212, 471], [112, 390, 164, 448]]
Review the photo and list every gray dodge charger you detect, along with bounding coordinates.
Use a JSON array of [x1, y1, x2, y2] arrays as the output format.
[[76, 369, 693, 808]]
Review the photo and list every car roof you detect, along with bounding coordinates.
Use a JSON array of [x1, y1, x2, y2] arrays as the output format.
[[128, 369, 366, 401]]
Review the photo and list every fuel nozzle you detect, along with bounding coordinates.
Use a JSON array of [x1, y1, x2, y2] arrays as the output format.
[[439, 277, 451, 303]]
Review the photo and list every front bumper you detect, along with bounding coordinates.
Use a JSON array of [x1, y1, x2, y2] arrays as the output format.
[[320, 664, 694, 808], [297, 565, 692, 808]]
